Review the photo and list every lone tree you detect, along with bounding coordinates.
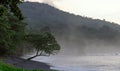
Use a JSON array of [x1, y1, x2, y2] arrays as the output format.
[[25, 32, 60, 60]]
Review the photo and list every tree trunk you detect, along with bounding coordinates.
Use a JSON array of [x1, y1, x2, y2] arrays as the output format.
[[25, 51, 44, 62], [25, 55, 38, 61]]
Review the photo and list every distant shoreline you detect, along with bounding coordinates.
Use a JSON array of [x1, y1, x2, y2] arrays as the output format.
[[3, 57, 51, 71]]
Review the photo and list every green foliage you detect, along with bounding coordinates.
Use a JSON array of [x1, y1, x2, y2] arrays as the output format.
[[0, 5, 7, 16], [0, 61, 56, 71], [0, 0, 24, 20], [0, 5, 26, 55], [25, 32, 60, 56], [0, 1, 61, 57]]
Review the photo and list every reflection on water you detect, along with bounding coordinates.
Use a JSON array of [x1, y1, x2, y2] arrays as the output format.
[[33, 55, 120, 71]]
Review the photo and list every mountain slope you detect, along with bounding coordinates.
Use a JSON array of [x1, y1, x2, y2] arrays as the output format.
[[19, 2, 120, 40], [19, 2, 120, 55]]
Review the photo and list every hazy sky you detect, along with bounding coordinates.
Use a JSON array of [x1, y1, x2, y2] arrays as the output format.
[[25, 0, 120, 24]]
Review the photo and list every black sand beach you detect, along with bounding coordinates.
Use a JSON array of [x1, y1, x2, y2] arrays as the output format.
[[3, 57, 51, 71]]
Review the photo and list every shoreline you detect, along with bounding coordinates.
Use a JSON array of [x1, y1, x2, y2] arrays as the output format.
[[3, 57, 51, 71]]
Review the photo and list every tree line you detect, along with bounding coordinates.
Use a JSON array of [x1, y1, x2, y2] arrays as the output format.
[[0, 0, 60, 60]]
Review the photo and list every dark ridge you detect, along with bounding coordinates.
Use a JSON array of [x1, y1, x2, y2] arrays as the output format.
[[19, 2, 120, 42]]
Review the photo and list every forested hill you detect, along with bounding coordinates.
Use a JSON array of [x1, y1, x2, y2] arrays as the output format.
[[19, 2, 120, 43]]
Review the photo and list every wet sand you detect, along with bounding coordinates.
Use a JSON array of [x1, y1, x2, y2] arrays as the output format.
[[3, 57, 51, 71]]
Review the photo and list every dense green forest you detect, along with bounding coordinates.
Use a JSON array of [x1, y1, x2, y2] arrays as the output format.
[[0, 0, 25, 56], [0, 0, 60, 71], [0, 0, 60, 58]]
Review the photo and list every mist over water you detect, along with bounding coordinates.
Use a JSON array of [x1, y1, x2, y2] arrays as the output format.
[[31, 25, 120, 71], [20, 2, 120, 71], [22, 25, 120, 71], [24, 20, 120, 71], [30, 35, 120, 71]]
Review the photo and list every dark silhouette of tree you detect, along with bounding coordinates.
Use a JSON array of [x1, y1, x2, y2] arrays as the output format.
[[25, 32, 60, 60], [0, 1, 61, 58]]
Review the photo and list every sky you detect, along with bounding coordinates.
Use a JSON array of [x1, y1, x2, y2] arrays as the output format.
[[25, 0, 120, 24]]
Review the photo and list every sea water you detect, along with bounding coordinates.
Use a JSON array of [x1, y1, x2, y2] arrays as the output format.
[[33, 55, 120, 71]]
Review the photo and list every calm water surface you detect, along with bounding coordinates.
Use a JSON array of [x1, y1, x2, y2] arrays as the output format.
[[32, 55, 120, 71]]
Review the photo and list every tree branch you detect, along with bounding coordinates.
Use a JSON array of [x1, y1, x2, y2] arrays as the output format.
[[26, 55, 38, 61], [25, 51, 49, 61]]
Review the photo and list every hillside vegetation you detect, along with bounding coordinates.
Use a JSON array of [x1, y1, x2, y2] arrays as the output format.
[[19, 2, 120, 55], [19, 2, 120, 42]]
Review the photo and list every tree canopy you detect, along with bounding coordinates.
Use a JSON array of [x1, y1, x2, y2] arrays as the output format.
[[0, 0, 61, 59], [0, 5, 26, 55], [0, 0, 24, 20], [25, 32, 60, 60]]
